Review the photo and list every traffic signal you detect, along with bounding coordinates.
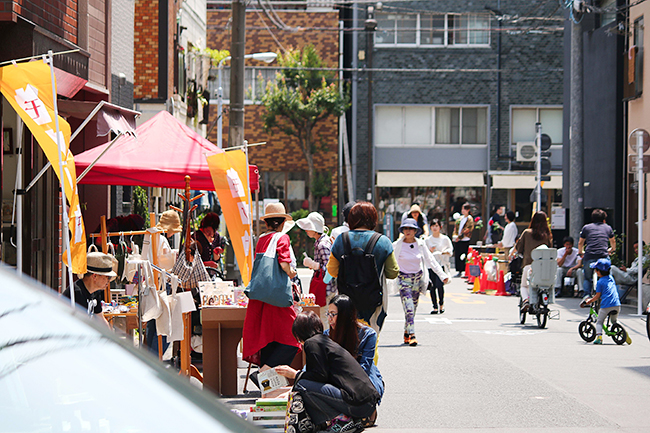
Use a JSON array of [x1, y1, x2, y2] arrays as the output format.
[[536, 133, 552, 177]]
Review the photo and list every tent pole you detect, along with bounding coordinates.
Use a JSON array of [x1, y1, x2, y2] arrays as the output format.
[[70, 100, 106, 142], [244, 141, 254, 259], [48, 50, 75, 303], [76, 132, 123, 182], [13, 118, 24, 277]]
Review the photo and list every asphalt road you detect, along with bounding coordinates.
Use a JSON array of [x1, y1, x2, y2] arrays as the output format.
[[371, 276, 650, 432]]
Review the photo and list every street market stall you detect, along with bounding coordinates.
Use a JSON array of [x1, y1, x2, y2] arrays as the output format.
[[74, 110, 265, 393]]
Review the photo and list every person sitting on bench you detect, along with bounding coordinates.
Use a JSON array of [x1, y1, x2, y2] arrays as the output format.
[[610, 241, 649, 289], [555, 236, 583, 297]]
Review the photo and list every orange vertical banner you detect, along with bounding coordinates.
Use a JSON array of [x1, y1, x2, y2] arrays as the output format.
[[206, 149, 253, 285], [0, 60, 87, 274]]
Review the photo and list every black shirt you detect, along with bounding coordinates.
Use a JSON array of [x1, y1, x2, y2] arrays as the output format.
[[62, 279, 103, 316], [297, 333, 380, 406]]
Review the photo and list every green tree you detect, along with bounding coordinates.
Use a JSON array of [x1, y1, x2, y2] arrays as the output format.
[[262, 45, 349, 211]]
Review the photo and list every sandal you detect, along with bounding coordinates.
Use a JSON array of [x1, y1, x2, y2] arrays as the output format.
[[361, 409, 378, 428]]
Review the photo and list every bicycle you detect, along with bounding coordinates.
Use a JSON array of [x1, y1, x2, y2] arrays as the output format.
[[578, 300, 629, 345]]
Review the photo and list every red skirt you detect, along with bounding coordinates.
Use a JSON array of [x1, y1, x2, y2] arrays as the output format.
[[242, 299, 300, 366]]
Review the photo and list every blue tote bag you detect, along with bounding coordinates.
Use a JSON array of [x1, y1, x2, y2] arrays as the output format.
[[245, 232, 293, 307]]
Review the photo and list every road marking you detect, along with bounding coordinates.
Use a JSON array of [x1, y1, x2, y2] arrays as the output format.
[[423, 317, 453, 325], [384, 318, 494, 324], [445, 292, 486, 305], [462, 330, 545, 336]]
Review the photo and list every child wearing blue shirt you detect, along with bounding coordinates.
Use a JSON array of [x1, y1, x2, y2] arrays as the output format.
[[585, 258, 621, 345]]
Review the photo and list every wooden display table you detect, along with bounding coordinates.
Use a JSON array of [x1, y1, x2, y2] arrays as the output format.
[[104, 310, 139, 335], [202, 305, 321, 396]]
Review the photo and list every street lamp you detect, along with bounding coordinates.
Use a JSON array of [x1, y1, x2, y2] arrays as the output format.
[[217, 52, 277, 148]]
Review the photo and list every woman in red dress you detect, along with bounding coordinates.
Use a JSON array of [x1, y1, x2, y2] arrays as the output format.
[[243, 203, 299, 383]]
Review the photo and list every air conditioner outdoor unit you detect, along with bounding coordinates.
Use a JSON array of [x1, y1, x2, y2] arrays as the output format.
[[516, 142, 537, 162]]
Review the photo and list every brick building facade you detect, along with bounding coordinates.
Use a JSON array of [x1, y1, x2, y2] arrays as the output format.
[[206, 6, 340, 221]]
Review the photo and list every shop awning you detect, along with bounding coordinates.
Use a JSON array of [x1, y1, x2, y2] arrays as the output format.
[[74, 110, 223, 190], [376, 171, 485, 188], [491, 174, 563, 189], [58, 100, 139, 137]]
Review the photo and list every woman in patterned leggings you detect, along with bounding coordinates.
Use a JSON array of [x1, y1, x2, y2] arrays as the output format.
[[393, 218, 450, 346]]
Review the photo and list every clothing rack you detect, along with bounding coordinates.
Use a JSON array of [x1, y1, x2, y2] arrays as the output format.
[[89, 196, 197, 380], [150, 263, 184, 283]]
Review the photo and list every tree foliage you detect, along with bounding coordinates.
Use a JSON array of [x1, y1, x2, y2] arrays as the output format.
[[262, 45, 349, 211]]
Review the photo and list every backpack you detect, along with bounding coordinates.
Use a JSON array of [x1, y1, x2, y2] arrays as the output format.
[[338, 231, 383, 312]]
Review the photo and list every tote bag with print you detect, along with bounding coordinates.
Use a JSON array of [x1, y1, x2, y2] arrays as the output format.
[[245, 232, 293, 308]]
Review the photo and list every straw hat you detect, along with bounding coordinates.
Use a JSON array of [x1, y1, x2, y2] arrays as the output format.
[[156, 210, 182, 233], [296, 212, 327, 234], [87, 252, 118, 281], [409, 204, 422, 214], [260, 202, 292, 221]]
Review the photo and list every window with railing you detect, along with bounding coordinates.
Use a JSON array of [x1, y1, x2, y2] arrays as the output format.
[[375, 12, 490, 47], [207, 67, 280, 103]]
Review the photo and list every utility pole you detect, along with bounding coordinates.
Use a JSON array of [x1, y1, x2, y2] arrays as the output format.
[[569, 16, 584, 239], [351, 1, 358, 201], [365, 6, 376, 203], [229, 0, 246, 149]]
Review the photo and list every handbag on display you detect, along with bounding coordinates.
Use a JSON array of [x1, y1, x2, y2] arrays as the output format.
[[309, 268, 327, 307], [141, 262, 163, 322], [171, 249, 210, 290], [114, 239, 130, 284], [156, 275, 172, 337], [142, 228, 176, 271], [245, 232, 293, 308]]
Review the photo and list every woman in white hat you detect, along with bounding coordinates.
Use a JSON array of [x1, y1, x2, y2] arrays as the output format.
[[243, 202, 300, 386], [62, 252, 117, 326], [393, 218, 449, 346], [401, 203, 429, 238], [297, 212, 335, 307]]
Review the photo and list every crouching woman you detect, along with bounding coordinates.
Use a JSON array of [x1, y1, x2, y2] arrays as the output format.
[[276, 311, 379, 433]]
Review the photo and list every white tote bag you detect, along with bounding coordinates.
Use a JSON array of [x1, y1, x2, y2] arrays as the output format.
[[156, 275, 172, 337], [141, 262, 163, 322]]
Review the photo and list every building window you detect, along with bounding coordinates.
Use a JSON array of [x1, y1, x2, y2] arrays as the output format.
[[511, 107, 563, 146], [376, 105, 488, 147], [375, 12, 490, 48], [207, 67, 279, 103]]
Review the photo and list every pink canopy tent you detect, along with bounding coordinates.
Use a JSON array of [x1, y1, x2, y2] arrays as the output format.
[[75, 110, 223, 190]]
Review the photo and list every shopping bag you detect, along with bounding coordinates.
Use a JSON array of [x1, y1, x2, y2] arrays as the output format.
[[285, 391, 314, 433], [245, 232, 293, 308], [157, 277, 172, 337], [141, 262, 163, 322], [309, 268, 327, 307], [171, 249, 210, 290], [142, 228, 176, 271]]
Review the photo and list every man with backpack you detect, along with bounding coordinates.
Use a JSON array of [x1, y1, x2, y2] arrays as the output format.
[[326, 202, 399, 334]]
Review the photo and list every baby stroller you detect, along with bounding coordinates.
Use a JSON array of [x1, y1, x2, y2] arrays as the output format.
[[506, 253, 523, 296]]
